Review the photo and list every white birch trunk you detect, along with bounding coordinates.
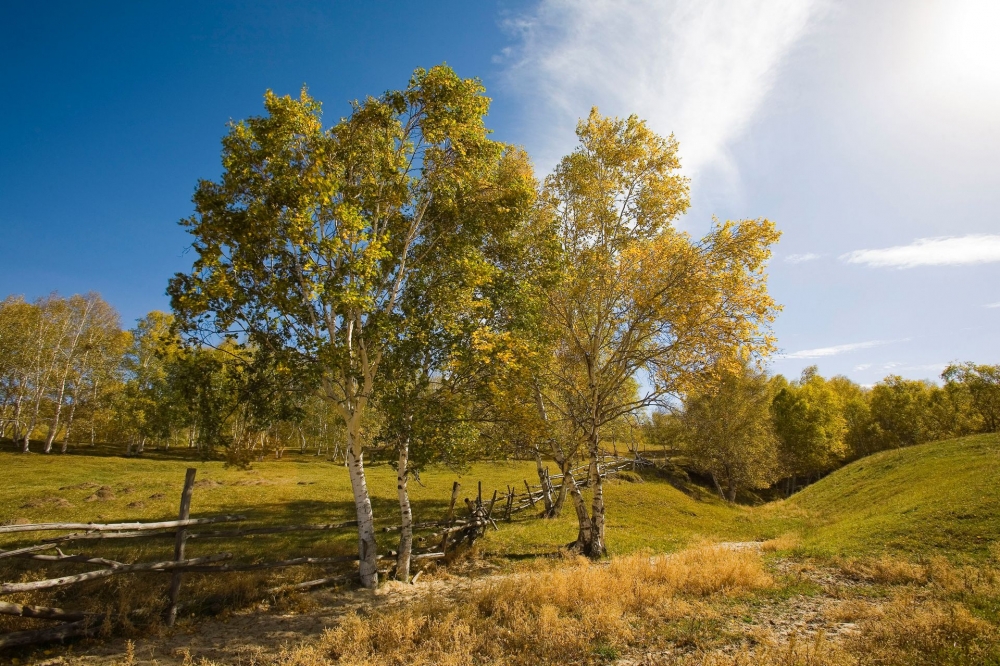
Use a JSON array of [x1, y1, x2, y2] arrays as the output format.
[[565, 470, 593, 549], [61, 390, 79, 453], [346, 422, 378, 588], [586, 429, 607, 557], [43, 375, 69, 453], [395, 439, 412, 582]]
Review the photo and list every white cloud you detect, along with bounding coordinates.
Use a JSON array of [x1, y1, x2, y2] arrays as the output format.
[[841, 234, 1000, 269], [785, 252, 820, 263], [854, 363, 872, 371], [781, 338, 905, 359], [986, 302, 1000, 308], [502, 0, 827, 175]]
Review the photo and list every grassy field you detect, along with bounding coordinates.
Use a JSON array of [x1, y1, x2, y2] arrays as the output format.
[[2, 433, 998, 563], [1, 434, 998, 663]]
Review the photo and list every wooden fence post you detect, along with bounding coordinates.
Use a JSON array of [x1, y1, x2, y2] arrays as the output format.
[[440, 482, 460, 554], [166, 468, 196, 626]]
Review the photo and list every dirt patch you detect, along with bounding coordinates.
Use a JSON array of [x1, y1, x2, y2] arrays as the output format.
[[232, 479, 276, 486], [2, 516, 33, 526], [194, 480, 223, 489], [118, 486, 135, 494], [20, 497, 73, 509], [148, 493, 165, 500], [127, 501, 145, 509], [59, 482, 99, 491], [84, 486, 115, 502]]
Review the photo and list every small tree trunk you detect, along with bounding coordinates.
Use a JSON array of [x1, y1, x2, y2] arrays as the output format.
[[346, 424, 378, 588], [61, 393, 79, 453], [565, 469, 593, 550], [551, 458, 570, 516], [711, 473, 725, 500], [585, 431, 607, 557], [396, 439, 413, 582]]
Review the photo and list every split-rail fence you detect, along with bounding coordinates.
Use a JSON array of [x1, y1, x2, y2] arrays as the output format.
[[0, 454, 648, 649]]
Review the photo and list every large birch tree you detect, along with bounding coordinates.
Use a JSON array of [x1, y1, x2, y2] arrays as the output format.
[[168, 66, 537, 587]]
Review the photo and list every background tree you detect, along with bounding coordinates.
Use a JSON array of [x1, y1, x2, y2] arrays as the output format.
[[944, 363, 1000, 433], [537, 108, 780, 556], [680, 364, 779, 502], [771, 367, 847, 492]]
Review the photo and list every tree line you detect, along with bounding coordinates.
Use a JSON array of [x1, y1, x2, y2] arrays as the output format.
[[3, 65, 997, 586], [662, 362, 1000, 502]]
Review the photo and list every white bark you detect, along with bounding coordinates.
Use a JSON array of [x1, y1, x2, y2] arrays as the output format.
[[396, 439, 413, 582], [346, 422, 378, 588]]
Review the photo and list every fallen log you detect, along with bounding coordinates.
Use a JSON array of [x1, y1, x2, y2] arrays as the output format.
[[0, 553, 232, 595], [0, 616, 102, 649], [0, 601, 92, 621]]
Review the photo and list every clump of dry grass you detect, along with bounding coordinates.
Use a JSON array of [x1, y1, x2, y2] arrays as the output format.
[[848, 596, 999, 665], [839, 554, 928, 585], [760, 533, 802, 553]]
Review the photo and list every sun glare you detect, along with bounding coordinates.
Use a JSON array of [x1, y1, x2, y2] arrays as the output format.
[[907, 0, 1000, 111]]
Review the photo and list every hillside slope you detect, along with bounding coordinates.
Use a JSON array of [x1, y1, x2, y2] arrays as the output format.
[[774, 433, 1000, 559]]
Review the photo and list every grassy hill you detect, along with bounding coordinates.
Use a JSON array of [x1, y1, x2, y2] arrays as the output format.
[[770, 433, 1000, 560]]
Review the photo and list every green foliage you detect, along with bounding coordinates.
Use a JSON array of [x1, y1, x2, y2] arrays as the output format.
[[771, 366, 847, 479], [944, 362, 1000, 433], [680, 364, 779, 501]]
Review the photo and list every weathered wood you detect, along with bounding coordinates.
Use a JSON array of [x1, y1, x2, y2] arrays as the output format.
[[439, 481, 462, 554], [0, 601, 92, 621], [485, 490, 499, 521], [41, 517, 350, 543], [0, 543, 57, 560], [0, 553, 232, 595], [19, 549, 122, 567], [167, 467, 196, 626], [524, 480, 536, 507], [194, 520, 360, 538], [0, 616, 102, 649], [170, 554, 359, 573], [267, 574, 354, 594], [3, 515, 247, 535]]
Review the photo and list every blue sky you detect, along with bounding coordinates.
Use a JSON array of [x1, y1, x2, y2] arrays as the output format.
[[2, 0, 998, 385]]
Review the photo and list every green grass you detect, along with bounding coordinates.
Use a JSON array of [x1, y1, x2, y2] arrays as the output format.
[[767, 433, 1000, 559], [1, 432, 998, 566]]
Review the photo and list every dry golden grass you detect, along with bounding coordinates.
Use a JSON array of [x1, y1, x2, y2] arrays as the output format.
[[38, 545, 999, 666], [245, 545, 773, 666], [760, 532, 802, 553]]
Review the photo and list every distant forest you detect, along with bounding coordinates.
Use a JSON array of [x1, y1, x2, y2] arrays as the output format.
[[2, 291, 996, 502]]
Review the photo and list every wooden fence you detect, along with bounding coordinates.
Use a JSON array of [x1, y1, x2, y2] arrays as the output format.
[[0, 455, 648, 649]]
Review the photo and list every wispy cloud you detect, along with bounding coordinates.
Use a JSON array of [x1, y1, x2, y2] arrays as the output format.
[[785, 253, 820, 263], [502, 0, 827, 174], [842, 234, 1000, 269], [986, 302, 1000, 308], [854, 363, 872, 371], [781, 339, 906, 359]]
